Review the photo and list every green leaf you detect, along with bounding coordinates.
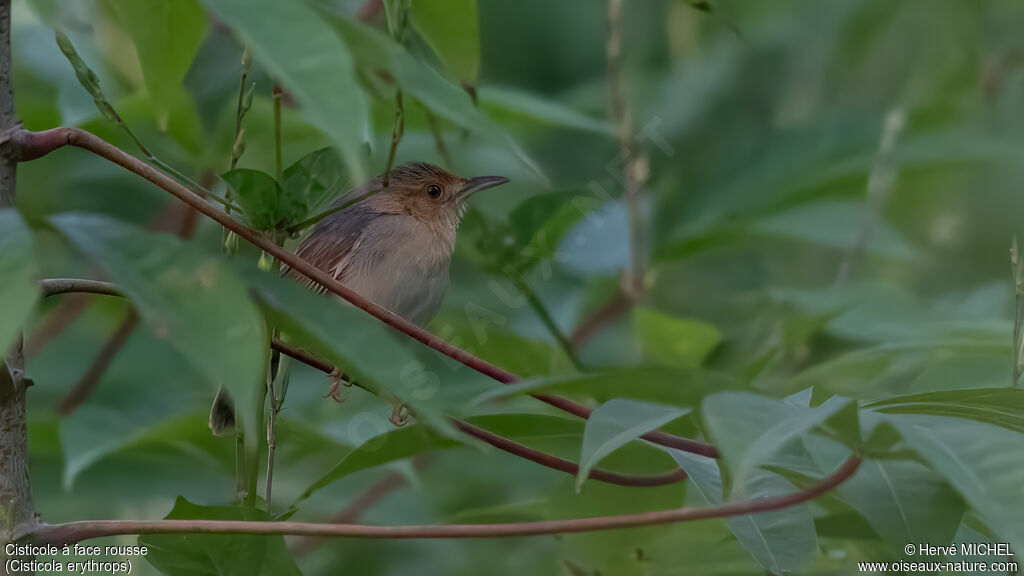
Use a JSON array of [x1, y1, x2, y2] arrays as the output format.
[[471, 365, 739, 408], [478, 86, 614, 135], [202, 0, 369, 182], [702, 392, 851, 489], [296, 424, 456, 507], [105, 0, 207, 119], [282, 146, 347, 217], [322, 12, 544, 181], [889, 415, 1024, 557], [670, 450, 817, 573], [140, 497, 301, 576], [804, 435, 964, 550], [576, 399, 688, 491], [865, 388, 1024, 434], [240, 267, 463, 439], [633, 307, 721, 369], [0, 210, 37, 353], [223, 168, 302, 231], [296, 413, 576, 506], [51, 214, 266, 453], [410, 0, 480, 87], [431, 313, 574, 377]]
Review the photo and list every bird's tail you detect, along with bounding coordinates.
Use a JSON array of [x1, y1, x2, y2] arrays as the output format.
[[209, 386, 236, 436]]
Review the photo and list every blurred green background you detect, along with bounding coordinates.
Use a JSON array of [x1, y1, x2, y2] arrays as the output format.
[[8, 0, 1024, 574]]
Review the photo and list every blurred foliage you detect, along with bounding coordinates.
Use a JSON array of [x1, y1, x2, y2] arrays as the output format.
[[5, 0, 1024, 574]]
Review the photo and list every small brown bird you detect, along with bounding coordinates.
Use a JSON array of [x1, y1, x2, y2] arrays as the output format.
[[210, 162, 508, 432]]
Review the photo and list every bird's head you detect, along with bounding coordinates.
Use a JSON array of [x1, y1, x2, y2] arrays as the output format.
[[365, 162, 508, 231]]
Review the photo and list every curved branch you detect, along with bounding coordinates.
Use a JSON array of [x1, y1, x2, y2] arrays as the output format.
[[26, 456, 860, 545], [37, 281, 686, 488], [17, 127, 716, 457]]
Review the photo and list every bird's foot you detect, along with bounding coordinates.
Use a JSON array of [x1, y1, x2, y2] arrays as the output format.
[[389, 402, 410, 427], [323, 367, 352, 403]]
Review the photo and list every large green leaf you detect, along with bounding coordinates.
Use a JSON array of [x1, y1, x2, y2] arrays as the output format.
[[471, 365, 739, 408], [295, 424, 456, 507], [0, 210, 37, 353], [202, 0, 369, 181], [670, 449, 817, 573], [282, 146, 347, 217], [889, 415, 1024, 557], [702, 392, 851, 489], [865, 388, 1024, 434], [410, 0, 479, 87], [295, 413, 582, 506], [223, 168, 302, 232], [576, 399, 688, 491], [240, 266, 464, 439], [106, 0, 207, 118], [51, 214, 267, 451], [804, 435, 964, 551], [322, 12, 543, 181], [141, 497, 301, 575], [633, 307, 721, 369]]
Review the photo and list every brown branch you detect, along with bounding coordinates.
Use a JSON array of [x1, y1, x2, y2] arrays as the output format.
[[58, 309, 138, 416], [268, 339, 688, 487], [568, 288, 631, 350], [24, 293, 91, 358], [13, 127, 715, 457], [355, 0, 384, 22], [26, 456, 861, 545]]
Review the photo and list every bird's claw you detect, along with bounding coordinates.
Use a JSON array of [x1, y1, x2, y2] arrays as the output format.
[[389, 403, 410, 427], [323, 367, 349, 403]]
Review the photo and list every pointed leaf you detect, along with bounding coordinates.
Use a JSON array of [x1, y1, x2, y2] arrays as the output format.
[[576, 399, 688, 491], [106, 0, 207, 118], [670, 450, 817, 573], [141, 497, 301, 576], [866, 388, 1024, 434], [51, 214, 266, 452], [889, 415, 1024, 558], [702, 392, 851, 489], [223, 168, 302, 231], [203, 0, 369, 181]]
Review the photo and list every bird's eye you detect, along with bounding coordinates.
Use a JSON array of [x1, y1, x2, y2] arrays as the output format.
[[427, 184, 442, 199]]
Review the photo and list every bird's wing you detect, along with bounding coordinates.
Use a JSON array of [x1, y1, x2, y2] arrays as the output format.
[[287, 204, 377, 293]]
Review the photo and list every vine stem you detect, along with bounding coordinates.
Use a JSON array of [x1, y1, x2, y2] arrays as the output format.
[[24, 456, 861, 545], [38, 275, 690, 490], [15, 126, 716, 458]]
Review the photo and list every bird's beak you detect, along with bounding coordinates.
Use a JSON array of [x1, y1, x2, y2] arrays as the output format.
[[459, 175, 509, 200]]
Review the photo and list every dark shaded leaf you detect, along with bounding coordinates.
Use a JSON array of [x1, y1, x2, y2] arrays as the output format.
[[141, 497, 301, 575], [0, 210, 37, 353]]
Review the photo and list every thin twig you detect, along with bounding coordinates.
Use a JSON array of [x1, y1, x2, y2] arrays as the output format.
[[607, 0, 648, 298], [423, 107, 452, 169], [26, 456, 861, 545], [834, 108, 906, 285], [14, 127, 715, 457], [568, 287, 631, 350], [512, 277, 581, 369], [58, 309, 138, 416]]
